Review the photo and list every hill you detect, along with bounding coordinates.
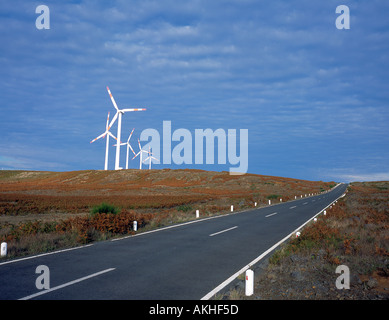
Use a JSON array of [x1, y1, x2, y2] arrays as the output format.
[[0, 168, 334, 217]]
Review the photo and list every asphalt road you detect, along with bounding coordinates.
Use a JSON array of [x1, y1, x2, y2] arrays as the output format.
[[0, 183, 347, 300]]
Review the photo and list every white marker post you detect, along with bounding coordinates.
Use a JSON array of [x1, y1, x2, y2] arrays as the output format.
[[1, 242, 7, 257], [245, 269, 254, 296], [133, 221, 138, 232], [254, 202, 257, 207], [231, 205, 234, 212], [196, 210, 199, 218], [268, 200, 271, 205]]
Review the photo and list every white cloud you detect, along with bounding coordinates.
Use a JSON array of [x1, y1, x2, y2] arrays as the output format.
[[335, 173, 389, 183]]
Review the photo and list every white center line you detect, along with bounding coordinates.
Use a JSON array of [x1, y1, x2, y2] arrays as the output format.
[[209, 226, 238, 237], [303, 202, 308, 205], [19, 268, 116, 300], [289, 206, 296, 209], [265, 212, 278, 218]]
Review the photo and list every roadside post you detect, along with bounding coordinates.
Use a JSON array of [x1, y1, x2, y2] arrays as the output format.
[[1, 242, 7, 257], [245, 269, 254, 296]]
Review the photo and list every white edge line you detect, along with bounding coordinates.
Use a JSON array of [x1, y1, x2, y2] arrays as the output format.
[[18, 268, 116, 300], [201, 183, 346, 300], [209, 226, 238, 237], [0, 244, 94, 266]]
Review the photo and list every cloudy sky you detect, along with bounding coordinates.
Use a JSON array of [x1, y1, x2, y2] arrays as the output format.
[[1, 0, 388, 182]]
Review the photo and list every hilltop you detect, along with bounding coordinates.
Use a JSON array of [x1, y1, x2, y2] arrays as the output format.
[[0, 168, 334, 217]]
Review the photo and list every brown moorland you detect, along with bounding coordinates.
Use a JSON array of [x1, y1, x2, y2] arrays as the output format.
[[0, 169, 334, 258]]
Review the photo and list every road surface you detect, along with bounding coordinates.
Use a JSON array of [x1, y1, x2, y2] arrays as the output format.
[[0, 183, 347, 300]]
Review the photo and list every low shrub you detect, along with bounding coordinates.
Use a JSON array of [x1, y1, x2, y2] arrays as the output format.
[[176, 204, 193, 212], [90, 202, 120, 216]]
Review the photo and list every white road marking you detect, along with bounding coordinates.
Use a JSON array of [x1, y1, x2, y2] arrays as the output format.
[[0, 244, 94, 266], [19, 268, 116, 300], [209, 226, 238, 237], [265, 212, 278, 218], [303, 202, 308, 205], [112, 209, 242, 242], [289, 206, 296, 209]]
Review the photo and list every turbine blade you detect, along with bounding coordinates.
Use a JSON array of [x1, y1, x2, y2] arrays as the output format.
[[128, 143, 136, 156], [90, 132, 106, 143], [105, 112, 110, 130], [107, 86, 119, 111], [108, 112, 118, 129], [113, 142, 125, 146], [121, 108, 146, 112], [108, 132, 118, 141], [127, 128, 135, 143]]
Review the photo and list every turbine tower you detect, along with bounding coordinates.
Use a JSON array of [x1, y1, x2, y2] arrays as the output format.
[[143, 146, 159, 170], [106, 87, 146, 170], [90, 112, 117, 170], [114, 128, 136, 169]]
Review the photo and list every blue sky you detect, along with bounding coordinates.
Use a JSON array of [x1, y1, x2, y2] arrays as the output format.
[[1, 0, 388, 182]]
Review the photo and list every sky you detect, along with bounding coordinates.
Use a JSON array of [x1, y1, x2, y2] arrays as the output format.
[[1, 0, 388, 182]]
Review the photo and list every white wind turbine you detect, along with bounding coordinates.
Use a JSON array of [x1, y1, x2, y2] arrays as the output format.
[[90, 112, 117, 170], [132, 139, 149, 170], [143, 146, 159, 170], [113, 128, 136, 169], [106, 86, 146, 170]]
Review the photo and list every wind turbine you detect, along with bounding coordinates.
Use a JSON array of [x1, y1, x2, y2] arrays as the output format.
[[143, 146, 159, 170], [90, 112, 117, 170], [106, 86, 146, 170], [113, 128, 136, 169], [132, 139, 149, 170]]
